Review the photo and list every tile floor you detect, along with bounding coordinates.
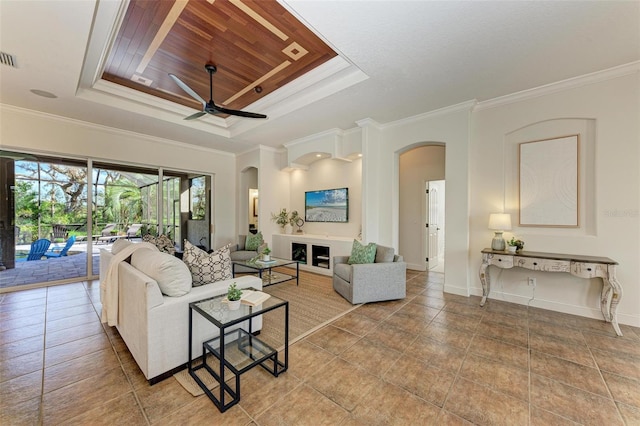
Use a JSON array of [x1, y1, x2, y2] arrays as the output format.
[[1, 270, 639, 425]]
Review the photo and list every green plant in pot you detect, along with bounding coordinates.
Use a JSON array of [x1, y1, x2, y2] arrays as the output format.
[[271, 208, 290, 229], [261, 246, 272, 261], [507, 237, 524, 253], [227, 283, 243, 310]]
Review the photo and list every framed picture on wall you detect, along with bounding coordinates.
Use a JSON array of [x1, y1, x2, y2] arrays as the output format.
[[519, 135, 579, 227], [253, 197, 258, 217]]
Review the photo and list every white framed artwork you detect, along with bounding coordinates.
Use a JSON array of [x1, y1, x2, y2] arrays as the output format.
[[519, 135, 579, 227]]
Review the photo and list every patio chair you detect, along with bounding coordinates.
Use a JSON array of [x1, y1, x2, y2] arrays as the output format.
[[26, 239, 51, 261], [95, 224, 118, 244], [50, 224, 69, 241], [125, 223, 142, 239], [44, 236, 76, 259], [99, 223, 116, 237]]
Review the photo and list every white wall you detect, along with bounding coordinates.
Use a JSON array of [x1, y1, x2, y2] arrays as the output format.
[[370, 103, 474, 297], [0, 105, 238, 250], [471, 72, 640, 326], [289, 157, 362, 239], [399, 145, 445, 270], [257, 146, 291, 247]]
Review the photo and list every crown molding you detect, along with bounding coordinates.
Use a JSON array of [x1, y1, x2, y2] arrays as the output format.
[[382, 100, 477, 130], [283, 128, 343, 148], [476, 61, 640, 111], [0, 104, 235, 157]]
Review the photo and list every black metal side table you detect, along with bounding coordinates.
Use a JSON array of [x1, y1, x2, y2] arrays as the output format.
[[188, 289, 289, 412]]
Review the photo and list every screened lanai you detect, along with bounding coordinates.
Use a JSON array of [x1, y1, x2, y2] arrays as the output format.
[[0, 150, 210, 290]]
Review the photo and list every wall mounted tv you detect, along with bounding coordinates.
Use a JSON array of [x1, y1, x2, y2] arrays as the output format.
[[305, 188, 349, 223]]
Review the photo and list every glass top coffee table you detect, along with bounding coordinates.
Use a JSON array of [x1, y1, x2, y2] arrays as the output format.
[[188, 288, 289, 412], [232, 258, 299, 287]]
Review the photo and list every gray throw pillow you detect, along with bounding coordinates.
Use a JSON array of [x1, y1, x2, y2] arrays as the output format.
[[375, 245, 395, 263]]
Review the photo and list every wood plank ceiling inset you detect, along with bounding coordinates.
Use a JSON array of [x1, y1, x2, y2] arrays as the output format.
[[102, 0, 337, 115]]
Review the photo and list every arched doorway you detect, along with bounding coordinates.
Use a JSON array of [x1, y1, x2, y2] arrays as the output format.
[[398, 144, 445, 273]]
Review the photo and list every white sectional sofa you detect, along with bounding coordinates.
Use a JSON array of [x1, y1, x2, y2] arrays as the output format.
[[100, 248, 262, 384]]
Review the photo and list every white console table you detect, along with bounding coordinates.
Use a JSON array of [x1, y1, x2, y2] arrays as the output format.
[[479, 249, 623, 336]]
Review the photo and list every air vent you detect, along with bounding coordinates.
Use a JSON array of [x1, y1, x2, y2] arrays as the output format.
[[0, 52, 17, 67]]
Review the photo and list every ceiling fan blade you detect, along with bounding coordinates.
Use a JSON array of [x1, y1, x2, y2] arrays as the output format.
[[214, 105, 267, 119], [184, 111, 207, 121], [168, 73, 207, 108]]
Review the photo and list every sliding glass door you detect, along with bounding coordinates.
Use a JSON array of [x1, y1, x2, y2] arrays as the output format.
[[0, 151, 211, 291]]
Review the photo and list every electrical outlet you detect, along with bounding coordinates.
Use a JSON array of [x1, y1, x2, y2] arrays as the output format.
[[528, 277, 536, 287]]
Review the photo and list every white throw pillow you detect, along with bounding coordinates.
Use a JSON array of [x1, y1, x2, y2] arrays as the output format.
[[111, 238, 133, 255], [182, 240, 232, 286], [131, 249, 192, 297]]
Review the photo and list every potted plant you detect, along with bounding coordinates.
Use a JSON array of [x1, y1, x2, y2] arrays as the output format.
[[507, 237, 524, 253], [261, 247, 272, 261], [271, 208, 292, 233], [289, 210, 305, 233], [227, 283, 243, 310]]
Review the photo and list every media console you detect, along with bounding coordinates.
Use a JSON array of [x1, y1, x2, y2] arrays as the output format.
[[272, 234, 354, 276], [479, 248, 623, 336]]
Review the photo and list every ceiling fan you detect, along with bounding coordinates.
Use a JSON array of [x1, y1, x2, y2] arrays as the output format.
[[168, 64, 267, 120]]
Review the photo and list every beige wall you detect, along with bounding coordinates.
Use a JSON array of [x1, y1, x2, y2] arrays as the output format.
[[289, 157, 362, 239], [0, 105, 238, 250], [471, 72, 639, 326]]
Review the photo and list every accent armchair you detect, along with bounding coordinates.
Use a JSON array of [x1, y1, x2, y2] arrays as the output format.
[[332, 244, 406, 304]]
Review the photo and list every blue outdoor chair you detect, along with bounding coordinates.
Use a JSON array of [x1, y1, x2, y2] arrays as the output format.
[[26, 239, 51, 261], [44, 236, 76, 259]]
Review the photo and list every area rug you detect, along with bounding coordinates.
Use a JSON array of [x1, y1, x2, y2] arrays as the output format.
[[174, 269, 359, 396]]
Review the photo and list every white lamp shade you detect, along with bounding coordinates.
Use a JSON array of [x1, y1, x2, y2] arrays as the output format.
[[488, 213, 512, 231]]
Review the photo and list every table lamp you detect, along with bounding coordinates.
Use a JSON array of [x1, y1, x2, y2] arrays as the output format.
[[488, 213, 511, 251]]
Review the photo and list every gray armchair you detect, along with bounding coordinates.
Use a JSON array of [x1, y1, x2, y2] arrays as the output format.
[[230, 234, 267, 273], [332, 244, 406, 304]]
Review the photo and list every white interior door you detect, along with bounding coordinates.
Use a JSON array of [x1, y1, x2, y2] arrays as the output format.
[[426, 182, 439, 269]]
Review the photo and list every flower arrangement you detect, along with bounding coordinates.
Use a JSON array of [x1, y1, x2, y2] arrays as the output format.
[[507, 237, 525, 251]]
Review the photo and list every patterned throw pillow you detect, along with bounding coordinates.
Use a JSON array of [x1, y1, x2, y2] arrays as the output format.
[[245, 232, 263, 251], [348, 239, 377, 264], [143, 234, 176, 255], [182, 240, 232, 286]]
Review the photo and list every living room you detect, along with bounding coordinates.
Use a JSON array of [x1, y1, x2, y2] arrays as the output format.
[[1, 0, 639, 424]]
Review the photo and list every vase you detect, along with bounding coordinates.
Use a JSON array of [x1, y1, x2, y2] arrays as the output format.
[[284, 224, 293, 234], [507, 246, 517, 253], [262, 254, 271, 261], [228, 299, 241, 310]]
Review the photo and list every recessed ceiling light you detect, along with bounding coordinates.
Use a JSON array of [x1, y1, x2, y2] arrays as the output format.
[[358, 153, 363, 157], [30, 89, 57, 99], [316, 154, 322, 158]]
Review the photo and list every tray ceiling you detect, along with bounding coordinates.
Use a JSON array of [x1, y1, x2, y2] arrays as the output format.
[[102, 0, 337, 116]]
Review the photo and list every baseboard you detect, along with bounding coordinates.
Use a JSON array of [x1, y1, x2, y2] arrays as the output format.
[[472, 287, 640, 327], [149, 364, 187, 385], [443, 283, 469, 297]]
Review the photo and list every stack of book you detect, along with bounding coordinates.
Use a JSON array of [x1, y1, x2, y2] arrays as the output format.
[[255, 259, 276, 266]]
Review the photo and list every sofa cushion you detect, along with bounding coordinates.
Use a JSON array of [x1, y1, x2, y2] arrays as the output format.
[[183, 240, 232, 286], [142, 234, 176, 255], [348, 240, 377, 264], [245, 232, 263, 251], [375, 245, 395, 263], [131, 249, 192, 297]]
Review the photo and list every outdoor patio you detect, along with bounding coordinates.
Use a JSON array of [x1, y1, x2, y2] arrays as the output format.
[[0, 241, 112, 289]]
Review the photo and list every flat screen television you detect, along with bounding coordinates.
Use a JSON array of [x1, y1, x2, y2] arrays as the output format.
[[305, 187, 349, 223]]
